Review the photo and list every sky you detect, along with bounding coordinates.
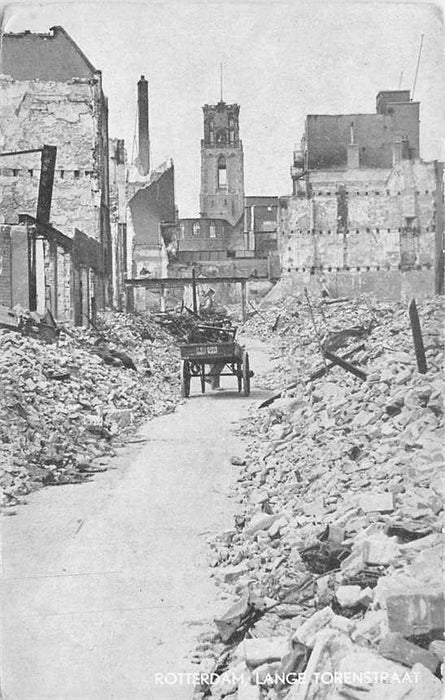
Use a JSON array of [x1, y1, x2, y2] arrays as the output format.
[[2, 0, 445, 216]]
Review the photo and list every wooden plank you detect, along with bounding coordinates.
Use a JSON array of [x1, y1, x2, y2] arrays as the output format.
[[124, 275, 264, 289], [323, 350, 367, 381], [240, 281, 247, 322], [258, 344, 365, 408], [408, 298, 427, 374], [192, 269, 198, 314]]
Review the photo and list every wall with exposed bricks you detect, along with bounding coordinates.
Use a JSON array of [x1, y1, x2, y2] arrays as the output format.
[[0, 225, 12, 306], [279, 160, 443, 298], [0, 77, 104, 241]]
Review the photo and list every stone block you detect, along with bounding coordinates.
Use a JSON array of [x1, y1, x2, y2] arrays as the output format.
[[338, 649, 419, 700], [386, 591, 444, 637], [222, 563, 250, 583], [352, 609, 387, 645], [292, 606, 334, 648], [330, 614, 356, 635], [336, 585, 362, 607], [245, 512, 282, 536], [285, 629, 353, 699], [362, 534, 399, 565], [359, 492, 394, 513], [233, 636, 290, 668], [403, 662, 444, 700], [379, 632, 440, 673]]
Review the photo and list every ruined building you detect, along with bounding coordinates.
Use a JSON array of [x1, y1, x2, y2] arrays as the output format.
[[0, 26, 114, 321], [127, 76, 178, 310], [109, 138, 128, 311], [244, 196, 279, 259], [279, 90, 444, 298], [176, 99, 279, 271]]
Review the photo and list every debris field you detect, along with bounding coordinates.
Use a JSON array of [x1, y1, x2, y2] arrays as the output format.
[[191, 292, 444, 700], [0, 311, 180, 507]]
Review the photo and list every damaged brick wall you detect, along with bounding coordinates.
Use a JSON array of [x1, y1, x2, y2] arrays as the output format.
[[0, 77, 103, 240], [0, 225, 12, 306], [279, 160, 442, 299], [43, 241, 72, 322], [0, 225, 30, 308], [305, 102, 419, 170], [0, 26, 113, 317], [109, 138, 128, 310]]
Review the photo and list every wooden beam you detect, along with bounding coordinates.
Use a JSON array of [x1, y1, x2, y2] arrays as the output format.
[[240, 280, 247, 322], [192, 268, 198, 314], [124, 275, 265, 289], [258, 344, 365, 409], [408, 298, 427, 374], [160, 284, 166, 312], [323, 350, 367, 381]]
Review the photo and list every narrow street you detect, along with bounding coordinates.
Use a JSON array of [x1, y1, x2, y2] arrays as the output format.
[[1, 338, 273, 700]]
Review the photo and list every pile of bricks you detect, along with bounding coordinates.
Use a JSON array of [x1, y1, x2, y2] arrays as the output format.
[[0, 311, 180, 507], [193, 293, 444, 699]]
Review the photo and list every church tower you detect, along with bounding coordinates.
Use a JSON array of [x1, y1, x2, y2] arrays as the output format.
[[199, 100, 245, 226]]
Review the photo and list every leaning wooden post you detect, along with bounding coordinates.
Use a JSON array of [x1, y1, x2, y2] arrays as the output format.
[[192, 268, 198, 314], [160, 284, 166, 312], [241, 280, 247, 322], [408, 298, 427, 374]]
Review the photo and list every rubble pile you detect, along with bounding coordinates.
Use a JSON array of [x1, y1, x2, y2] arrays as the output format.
[[0, 311, 180, 507], [154, 308, 236, 343], [194, 294, 444, 699]]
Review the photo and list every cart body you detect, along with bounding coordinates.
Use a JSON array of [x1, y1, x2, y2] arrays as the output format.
[[179, 337, 251, 397]]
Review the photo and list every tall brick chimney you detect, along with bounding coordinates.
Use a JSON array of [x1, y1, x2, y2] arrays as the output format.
[[137, 75, 150, 175]]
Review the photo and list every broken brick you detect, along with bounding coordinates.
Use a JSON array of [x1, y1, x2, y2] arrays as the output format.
[[386, 591, 444, 638], [379, 632, 440, 673]]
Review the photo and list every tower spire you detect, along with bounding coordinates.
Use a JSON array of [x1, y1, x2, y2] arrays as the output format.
[[220, 62, 223, 102]]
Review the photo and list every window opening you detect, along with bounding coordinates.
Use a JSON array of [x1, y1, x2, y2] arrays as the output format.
[[218, 156, 227, 188]]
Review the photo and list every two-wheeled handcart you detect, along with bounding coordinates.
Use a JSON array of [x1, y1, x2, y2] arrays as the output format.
[[179, 326, 252, 397]]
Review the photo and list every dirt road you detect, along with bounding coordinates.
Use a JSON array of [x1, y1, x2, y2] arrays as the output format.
[[1, 337, 273, 700]]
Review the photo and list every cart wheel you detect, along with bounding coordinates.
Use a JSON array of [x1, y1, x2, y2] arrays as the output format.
[[237, 362, 242, 393], [181, 360, 190, 398], [242, 351, 251, 397], [200, 363, 206, 393]]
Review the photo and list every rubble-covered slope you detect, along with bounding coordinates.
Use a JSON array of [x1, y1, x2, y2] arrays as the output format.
[[0, 311, 180, 506], [194, 294, 444, 700]]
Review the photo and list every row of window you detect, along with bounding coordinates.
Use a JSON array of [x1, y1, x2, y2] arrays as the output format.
[[310, 189, 433, 196], [181, 222, 217, 238], [1, 169, 94, 178], [286, 226, 434, 234], [285, 263, 433, 273]]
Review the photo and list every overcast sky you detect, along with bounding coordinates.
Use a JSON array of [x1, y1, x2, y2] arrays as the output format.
[[3, 0, 445, 216]]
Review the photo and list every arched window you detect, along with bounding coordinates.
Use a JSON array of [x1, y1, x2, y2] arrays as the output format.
[[192, 221, 200, 236], [218, 156, 227, 188]]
